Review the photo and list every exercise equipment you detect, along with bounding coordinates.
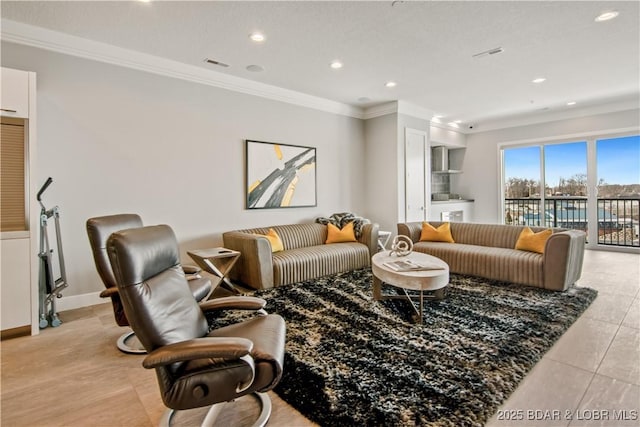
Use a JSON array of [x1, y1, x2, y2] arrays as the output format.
[[37, 177, 69, 328]]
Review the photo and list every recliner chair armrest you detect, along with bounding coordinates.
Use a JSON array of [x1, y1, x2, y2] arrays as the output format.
[[181, 264, 201, 275], [199, 296, 267, 313], [142, 337, 254, 369], [99, 287, 119, 298]]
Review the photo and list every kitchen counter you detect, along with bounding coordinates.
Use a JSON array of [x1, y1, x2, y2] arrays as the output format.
[[432, 199, 474, 204]]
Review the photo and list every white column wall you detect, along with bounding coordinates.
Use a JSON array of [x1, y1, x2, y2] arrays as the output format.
[[363, 113, 399, 235]]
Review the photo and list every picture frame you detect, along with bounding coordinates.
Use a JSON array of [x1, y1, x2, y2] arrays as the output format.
[[245, 140, 317, 209]]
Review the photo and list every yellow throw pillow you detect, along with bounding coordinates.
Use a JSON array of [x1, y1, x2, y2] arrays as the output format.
[[326, 222, 357, 244], [255, 228, 284, 252], [515, 227, 552, 254], [419, 222, 455, 243]]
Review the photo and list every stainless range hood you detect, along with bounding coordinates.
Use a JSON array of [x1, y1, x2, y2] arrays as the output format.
[[431, 146, 462, 174]]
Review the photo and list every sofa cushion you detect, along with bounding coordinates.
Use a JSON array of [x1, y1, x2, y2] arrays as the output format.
[[420, 222, 455, 243], [326, 222, 357, 244], [515, 227, 552, 254], [272, 243, 370, 286], [413, 241, 544, 287], [264, 228, 284, 252]]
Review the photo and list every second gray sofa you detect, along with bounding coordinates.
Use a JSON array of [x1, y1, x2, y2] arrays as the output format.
[[397, 221, 586, 291]]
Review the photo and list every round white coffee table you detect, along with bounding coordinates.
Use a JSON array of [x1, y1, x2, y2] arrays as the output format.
[[371, 251, 449, 324]]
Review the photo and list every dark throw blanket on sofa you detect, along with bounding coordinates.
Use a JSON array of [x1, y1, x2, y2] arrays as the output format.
[[315, 212, 370, 238]]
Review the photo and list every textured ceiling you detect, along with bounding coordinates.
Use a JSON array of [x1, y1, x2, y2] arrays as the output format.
[[2, 1, 639, 128]]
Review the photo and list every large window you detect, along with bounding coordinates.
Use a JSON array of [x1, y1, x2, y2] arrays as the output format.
[[502, 135, 639, 249], [596, 135, 640, 246], [503, 146, 541, 225]]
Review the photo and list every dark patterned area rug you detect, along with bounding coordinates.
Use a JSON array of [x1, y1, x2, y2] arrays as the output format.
[[218, 268, 597, 427]]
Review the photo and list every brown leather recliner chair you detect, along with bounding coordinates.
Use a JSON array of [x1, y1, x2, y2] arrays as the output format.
[[86, 214, 212, 353], [107, 224, 285, 426]]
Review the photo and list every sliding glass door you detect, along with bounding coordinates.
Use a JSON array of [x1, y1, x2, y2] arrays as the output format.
[[595, 135, 640, 247], [503, 146, 541, 225], [502, 134, 639, 249], [543, 141, 587, 230]]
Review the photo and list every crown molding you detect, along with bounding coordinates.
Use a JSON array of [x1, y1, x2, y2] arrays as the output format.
[[362, 102, 399, 119], [362, 101, 438, 123], [397, 101, 435, 122], [468, 96, 640, 134], [1, 19, 364, 119]]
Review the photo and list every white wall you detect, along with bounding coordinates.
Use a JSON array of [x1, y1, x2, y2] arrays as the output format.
[[363, 113, 398, 235], [460, 109, 640, 223], [1, 42, 366, 299], [362, 112, 431, 236]]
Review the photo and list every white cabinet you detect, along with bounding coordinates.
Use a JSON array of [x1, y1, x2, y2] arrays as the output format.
[[429, 201, 474, 223], [429, 125, 466, 148], [1, 67, 37, 336], [1, 237, 32, 330], [1, 68, 30, 118]]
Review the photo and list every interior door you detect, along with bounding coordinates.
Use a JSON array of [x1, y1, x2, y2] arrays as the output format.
[[405, 128, 428, 222]]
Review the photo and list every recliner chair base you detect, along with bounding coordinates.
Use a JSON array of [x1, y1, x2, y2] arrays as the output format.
[[116, 330, 146, 354], [159, 392, 272, 427]]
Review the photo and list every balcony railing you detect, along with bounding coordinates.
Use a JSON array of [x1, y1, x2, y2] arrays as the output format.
[[504, 197, 639, 247]]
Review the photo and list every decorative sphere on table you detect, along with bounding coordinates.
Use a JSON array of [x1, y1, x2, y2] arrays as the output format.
[[389, 235, 413, 257]]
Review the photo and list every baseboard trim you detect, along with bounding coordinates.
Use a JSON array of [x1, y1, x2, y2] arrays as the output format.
[[56, 291, 104, 312], [1, 325, 31, 340]]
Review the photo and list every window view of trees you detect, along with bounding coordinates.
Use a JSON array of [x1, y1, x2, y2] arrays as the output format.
[[505, 173, 592, 198]]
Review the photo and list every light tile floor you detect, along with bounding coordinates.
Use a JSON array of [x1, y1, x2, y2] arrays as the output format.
[[487, 249, 640, 427], [1, 249, 638, 426]]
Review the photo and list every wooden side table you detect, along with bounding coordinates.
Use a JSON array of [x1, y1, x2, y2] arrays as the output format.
[[187, 247, 241, 295], [377, 231, 392, 251]]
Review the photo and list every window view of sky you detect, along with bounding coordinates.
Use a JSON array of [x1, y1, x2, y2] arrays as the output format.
[[597, 135, 640, 185], [504, 135, 640, 186]]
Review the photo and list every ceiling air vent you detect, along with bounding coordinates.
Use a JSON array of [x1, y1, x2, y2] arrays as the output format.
[[472, 47, 504, 59], [204, 58, 230, 68]]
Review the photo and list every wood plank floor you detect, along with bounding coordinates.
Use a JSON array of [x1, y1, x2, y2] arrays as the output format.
[[1, 249, 638, 426]]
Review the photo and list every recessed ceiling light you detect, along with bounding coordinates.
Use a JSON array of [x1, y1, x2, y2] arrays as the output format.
[[532, 77, 546, 84], [567, 101, 577, 106], [249, 32, 265, 43], [453, 120, 462, 124], [246, 64, 265, 72], [595, 11, 619, 22], [385, 81, 397, 88], [447, 122, 460, 128], [330, 60, 343, 69]]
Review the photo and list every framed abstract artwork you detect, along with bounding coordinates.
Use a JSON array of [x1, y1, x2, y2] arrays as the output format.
[[245, 140, 317, 209]]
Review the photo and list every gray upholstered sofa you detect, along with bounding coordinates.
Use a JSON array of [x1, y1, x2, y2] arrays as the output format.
[[397, 221, 586, 291], [223, 223, 379, 290]]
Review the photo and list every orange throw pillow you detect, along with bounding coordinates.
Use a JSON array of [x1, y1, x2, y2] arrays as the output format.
[[419, 222, 455, 243], [254, 228, 284, 252], [326, 222, 357, 243], [515, 227, 552, 254]]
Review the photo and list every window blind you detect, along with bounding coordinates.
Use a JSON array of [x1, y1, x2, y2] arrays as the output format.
[[1, 118, 26, 231]]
